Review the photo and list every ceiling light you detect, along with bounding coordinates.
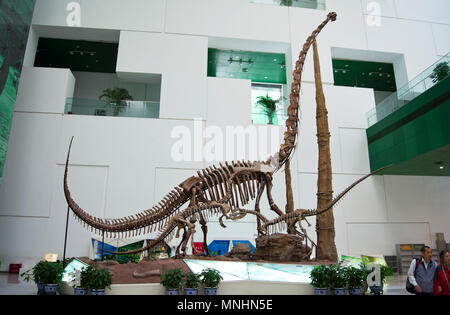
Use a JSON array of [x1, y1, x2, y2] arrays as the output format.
[[440, 166, 444, 170]]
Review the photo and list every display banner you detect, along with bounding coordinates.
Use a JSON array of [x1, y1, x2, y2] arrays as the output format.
[[232, 240, 255, 253], [92, 238, 118, 260], [208, 240, 230, 256], [340, 255, 363, 268], [0, 0, 36, 185], [361, 254, 388, 267], [117, 240, 145, 263], [193, 242, 205, 255]]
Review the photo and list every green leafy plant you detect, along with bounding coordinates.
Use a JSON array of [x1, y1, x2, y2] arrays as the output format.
[[310, 265, 332, 288], [80, 265, 112, 290], [200, 268, 223, 288], [255, 94, 278, 125], [184, 272, 201, 289], [345, 267, 365, 289], [160, 268, 185, 290], [328, 264, 347, 288], [99, 88, 133, 116], [21, 260, 47, 284], [430, 62, 449, 83], [40, 261, 64, 284]]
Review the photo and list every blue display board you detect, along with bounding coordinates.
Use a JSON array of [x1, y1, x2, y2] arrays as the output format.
[[92, 238, 118, 259], [208, 240, 230, 256], [232, 240, 255, 253]]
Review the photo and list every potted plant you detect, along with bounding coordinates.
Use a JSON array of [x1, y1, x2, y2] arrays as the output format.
[[40, 261, 64, 295], [89, 266, 112, 295], [310, 265, 331, 295], [99, 87, 133, 116], [200, 268, 223, 295], [184, 272, 201, 295], [21, 260, 47, 295], [328, 264, 347, 295], [71, 266, 92, 295], [368, 264, 386, 295], [430, 61, 449, 83], [255, 94, 278, 125], [160, 268, 184, 295], [345, 267, 365, 295]]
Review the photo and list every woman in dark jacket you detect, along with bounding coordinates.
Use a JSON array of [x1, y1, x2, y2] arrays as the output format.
[[434, 250, 450, 295]]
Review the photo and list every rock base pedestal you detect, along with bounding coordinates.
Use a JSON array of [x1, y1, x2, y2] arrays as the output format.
[[252, 233, 312, 262]]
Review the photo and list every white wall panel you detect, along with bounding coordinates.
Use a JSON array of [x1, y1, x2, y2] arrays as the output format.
[[0, 113, 62, 217], [207, 77, 252, 126], [347, 222, 432, 256], [32, 0, 165, 32], [165, 0, 290, 43], [117, 31, 208, 120], [15, 67, 75, 114], [338, 128, 370, 174], [431, 23, 450, 57], [394, 0, 450, 24], [365, 17, 440, 80]]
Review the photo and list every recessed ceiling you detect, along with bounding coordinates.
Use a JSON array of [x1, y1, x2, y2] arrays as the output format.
[[34, 38, 118, 73], [333, 59, 397, 92], [208, 48, 287, 84], [378, 143, 450, 176]]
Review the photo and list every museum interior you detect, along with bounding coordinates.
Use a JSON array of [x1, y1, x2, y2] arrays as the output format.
[[0, 0, 449, 296]]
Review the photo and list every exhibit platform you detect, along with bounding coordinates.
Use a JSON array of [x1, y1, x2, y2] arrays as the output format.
[[61, 259, 315, 295]]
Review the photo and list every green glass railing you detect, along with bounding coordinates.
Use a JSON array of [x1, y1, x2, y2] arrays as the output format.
[[65, 98, 160, 119], [367, 53, 450, 127], [249, 0, 326, 10], [252, 112, 288, 125]]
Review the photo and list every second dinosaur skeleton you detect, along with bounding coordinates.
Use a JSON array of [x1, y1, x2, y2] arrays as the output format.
[[63, 12, 385, 257]]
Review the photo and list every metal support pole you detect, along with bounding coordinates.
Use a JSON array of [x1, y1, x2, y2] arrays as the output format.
[[101, 230, 105, 261], [63, 205, 70, 268]]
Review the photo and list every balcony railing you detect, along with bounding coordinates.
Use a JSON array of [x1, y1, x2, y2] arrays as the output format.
[[249, 0, 326, 10], [65, 98, 160, 119], [252, 112, 288, 125], [367, 53, 450, 127]]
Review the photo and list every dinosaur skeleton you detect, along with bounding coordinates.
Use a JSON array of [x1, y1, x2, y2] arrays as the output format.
[[63, 12, 382, 257]]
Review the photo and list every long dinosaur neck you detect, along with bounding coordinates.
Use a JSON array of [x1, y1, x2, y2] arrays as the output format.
[[277, 12, 337, 169]]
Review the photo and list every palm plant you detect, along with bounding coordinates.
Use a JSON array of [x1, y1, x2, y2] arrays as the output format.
[[255, 94, 278, 125], [430, 62, 449, 84], [280, 0, 298, 6], [99, 88, 133, 116]]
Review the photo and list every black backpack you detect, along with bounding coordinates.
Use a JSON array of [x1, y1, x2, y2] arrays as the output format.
[[406, 258, 421, 293]]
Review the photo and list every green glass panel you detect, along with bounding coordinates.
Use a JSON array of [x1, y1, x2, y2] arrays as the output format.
[[0, 0, 36, 184], [208, 48, 287, 84], [333, 59, 396, 92]]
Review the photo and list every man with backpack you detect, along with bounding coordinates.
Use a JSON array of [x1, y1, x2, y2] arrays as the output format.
[[407, 246, 437, 295]]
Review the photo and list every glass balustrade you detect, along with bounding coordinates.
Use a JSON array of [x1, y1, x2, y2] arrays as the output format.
[[65, 98, 160, 119], [367, 53, 450, 127], [252, 112, 288, 125], [249, 0, 326, 10]]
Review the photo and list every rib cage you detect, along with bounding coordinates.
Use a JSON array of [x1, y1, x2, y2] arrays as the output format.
[[196, 161, 263, 209]]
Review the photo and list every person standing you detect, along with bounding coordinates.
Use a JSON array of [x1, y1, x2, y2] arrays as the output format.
[[407, 246, 437, 295], [434, 250, 450, 295]]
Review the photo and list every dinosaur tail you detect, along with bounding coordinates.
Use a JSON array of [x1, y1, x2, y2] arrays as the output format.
[[304, 165, 392, 217], [63, 137, 188, 237], [277, 12, 337, 169]]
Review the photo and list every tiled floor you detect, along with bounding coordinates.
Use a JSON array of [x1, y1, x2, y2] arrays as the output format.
[[0, 272, 412, 295]]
